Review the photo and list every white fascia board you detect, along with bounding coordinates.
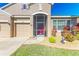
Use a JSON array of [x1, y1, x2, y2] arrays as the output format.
[[51, 16, 72, 17], [0, 9, 11, 16]]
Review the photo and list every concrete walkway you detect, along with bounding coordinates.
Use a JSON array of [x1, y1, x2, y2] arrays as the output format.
[[0, 37, 44, 56], [24, 37, 44, 44], [0, 37, 26, 56]]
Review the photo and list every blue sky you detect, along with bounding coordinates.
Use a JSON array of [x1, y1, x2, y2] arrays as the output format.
[[0, 3, 8, 7], [1, 3, 79, 16], [51, 3, 79, 16]]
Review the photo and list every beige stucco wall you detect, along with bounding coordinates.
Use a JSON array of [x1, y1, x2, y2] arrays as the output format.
[[0, 14, 10, 37], [3, 3, 51, 15], [0, 14, 10, 22], [2, 3, 51, 38]]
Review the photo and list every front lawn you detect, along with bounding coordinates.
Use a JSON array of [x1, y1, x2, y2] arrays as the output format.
[[11, 44, 79, 56]]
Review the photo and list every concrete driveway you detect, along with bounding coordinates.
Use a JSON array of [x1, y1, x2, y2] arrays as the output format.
[[0, 37, 27, 56]]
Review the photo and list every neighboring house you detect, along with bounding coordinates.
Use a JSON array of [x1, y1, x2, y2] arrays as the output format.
[[0, 3, 78, 38]]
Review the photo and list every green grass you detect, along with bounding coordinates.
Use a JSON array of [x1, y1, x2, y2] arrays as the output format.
[[11, 44, 79, 56]]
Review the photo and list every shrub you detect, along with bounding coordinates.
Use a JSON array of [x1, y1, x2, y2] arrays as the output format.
[[49, 36, 56, 43], [65, 33, 75, 42], [76, 32, 79, 40]]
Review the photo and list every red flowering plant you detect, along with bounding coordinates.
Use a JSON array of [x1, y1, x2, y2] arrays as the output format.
[[76, 23, 79, 32], [71, 25, 77, 36], [63, 26, 70, 31], [61, 26, 69, 37], [61, 26, 75, 42]]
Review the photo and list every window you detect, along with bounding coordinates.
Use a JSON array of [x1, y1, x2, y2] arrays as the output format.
[[22, 4, 26, 9], [22, 4, 29, 10], [52, 18, 76, 31]]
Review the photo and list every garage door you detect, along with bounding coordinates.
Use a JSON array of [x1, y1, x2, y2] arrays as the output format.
[[16, 24, 30, 38], [0, 24, 10, 38]]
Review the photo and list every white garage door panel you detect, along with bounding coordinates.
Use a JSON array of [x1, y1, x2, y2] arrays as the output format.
[[0, 24, 10, 37], [16, 24, 30, 38]]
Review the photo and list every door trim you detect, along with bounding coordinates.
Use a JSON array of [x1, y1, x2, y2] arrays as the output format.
[[33, 14, 47, 37]]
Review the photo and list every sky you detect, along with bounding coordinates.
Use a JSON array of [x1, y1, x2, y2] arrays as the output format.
[[1, 3, 79, 16], [0, 3, 8, 7], [51, 3, 79, 16]]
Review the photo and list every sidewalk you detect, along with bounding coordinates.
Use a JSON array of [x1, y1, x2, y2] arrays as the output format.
[[24, 37, 45, 44], [0, 37, 26, 56], [0, 37, 44, 56]]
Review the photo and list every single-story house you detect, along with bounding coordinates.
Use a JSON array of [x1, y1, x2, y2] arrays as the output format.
[[0, 3, 79, 38]]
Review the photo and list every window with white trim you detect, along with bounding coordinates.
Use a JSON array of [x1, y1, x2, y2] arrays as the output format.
[[51, 18, 77, 31]]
